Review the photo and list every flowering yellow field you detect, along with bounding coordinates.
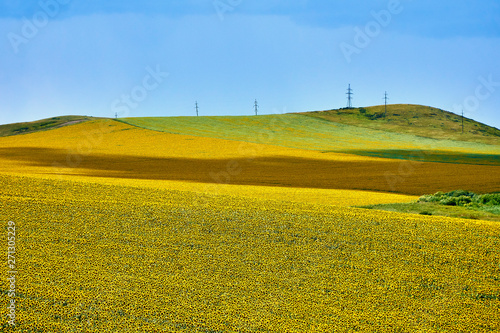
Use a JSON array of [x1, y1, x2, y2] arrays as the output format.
[[1, 174, 499, 332]]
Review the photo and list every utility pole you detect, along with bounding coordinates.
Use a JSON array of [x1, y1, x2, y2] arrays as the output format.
[[346, 84, 353, 109], [254, 99, 259, 116], [195, 101, 199, 117], [384, 91, 389, 117], [462, 108, 464, 134]]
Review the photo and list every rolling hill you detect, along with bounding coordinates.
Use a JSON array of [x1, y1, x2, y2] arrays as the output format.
[[1, 104, 499, 166], [300, 104, 500, 145], [116, 104, 500, 165], [0, 117, 498, 195], [0, 115, 94, 137], [2, 104, 499, 145]]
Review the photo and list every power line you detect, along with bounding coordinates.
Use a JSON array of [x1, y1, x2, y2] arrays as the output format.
[[346, 84, 353, 108]]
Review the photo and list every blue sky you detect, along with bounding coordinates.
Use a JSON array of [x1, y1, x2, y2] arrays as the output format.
[[1, 0, 499, 128]]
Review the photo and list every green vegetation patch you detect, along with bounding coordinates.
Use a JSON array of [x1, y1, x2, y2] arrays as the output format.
[[419, 190, 500, 213], [335, 149, 500, 166], [361, 190, 500, 222], [301, 104, 500, 146]]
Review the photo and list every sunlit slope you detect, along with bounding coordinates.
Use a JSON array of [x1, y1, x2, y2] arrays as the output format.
[[119, 111, 500, 165], [1, 174, 499, 332], [301, 104, 500, 145], [0, 115, 92, 137], [0, 119, 498, 195]]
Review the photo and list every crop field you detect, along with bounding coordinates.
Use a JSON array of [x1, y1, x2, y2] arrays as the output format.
[[1, 174, 500, 332], [120, 112, 500, 157], [0, 114, 499, 332], [0, 119, 499, 195]]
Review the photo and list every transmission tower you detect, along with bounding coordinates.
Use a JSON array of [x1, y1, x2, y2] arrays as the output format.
[[346, 84, 353, 108], [195, 101, 199, 117], [462, 108, 464, 134], [254, 99, 259, 116], [384, 91, 389, 116]]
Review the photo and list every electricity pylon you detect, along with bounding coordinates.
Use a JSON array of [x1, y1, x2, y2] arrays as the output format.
[[347, 84, 353, 108], [384, 91, 389, 117]]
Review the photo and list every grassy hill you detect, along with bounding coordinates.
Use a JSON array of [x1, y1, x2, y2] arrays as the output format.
[[0, 115, 93, 137], [300, 104, 500, 145], [3, 104, 498, 146], [118, 105, 500, 165], [2, 105, 499, 165]]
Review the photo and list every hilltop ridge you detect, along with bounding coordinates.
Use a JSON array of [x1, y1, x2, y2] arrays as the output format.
[[1, 105, 499, 148], [300, 104, 500, 145], [0, 115, 94, 137]]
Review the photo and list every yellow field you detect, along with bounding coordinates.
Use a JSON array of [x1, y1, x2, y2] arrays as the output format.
[[1, 120, 499, 331], [1, 174, 499, 332]]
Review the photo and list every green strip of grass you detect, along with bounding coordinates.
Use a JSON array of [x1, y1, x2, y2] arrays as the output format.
[[360, 190, 500, 222], [332, 149, 500, 165]]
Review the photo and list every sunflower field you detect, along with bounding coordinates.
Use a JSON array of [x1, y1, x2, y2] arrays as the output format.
[[1, 174, 499, 332]]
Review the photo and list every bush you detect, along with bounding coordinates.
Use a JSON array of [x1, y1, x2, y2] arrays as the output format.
[[458, 195, 473, 205], [368, 113, 383, 120], [419, 190, 498, 208], [418, 192, 445, 203], [439, 197, 458, 206], [440, 195, 473, 206], [477, 193, 500, 206], [418, 194, 437, 203], [446, 190, 475, 198]]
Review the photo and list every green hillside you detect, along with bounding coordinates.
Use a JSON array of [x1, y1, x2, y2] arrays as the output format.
[[0, 115, 93, 137], [119, 106, 500, 165], [301, 104, 500, 145], [3, 105, 499, 165]]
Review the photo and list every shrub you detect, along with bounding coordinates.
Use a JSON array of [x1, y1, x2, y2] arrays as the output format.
[[418, 192, 444, 203], [440, 197, 457, 206], [477, 193, 500, 206], [418, 194, 436, 203], [447, 190, 475, 198], [457, 195, 473, 205], [419, 190, 499, 208], [440, 195, 473, 206], [369, 113, 384, 120]]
